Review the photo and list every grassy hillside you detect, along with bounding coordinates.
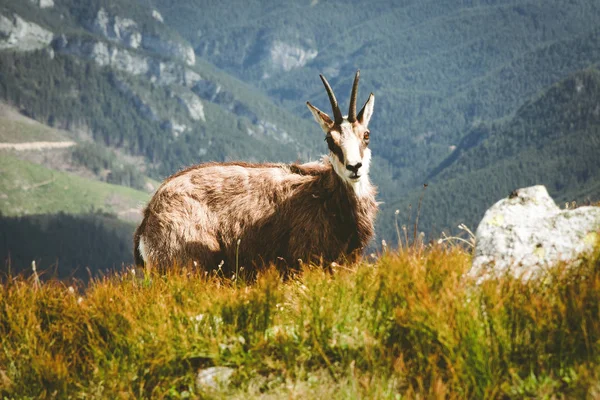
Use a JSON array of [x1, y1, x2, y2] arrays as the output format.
[[0, 153, 148, 219], [0, 104, 69, 143], [1, 245, 600, 398], [2, 0, 600, 273]]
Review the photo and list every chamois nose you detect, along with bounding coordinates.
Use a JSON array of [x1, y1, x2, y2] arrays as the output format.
[[346, 162, 362, 173]]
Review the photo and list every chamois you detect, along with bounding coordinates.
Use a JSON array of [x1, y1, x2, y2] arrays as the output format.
[[134, 71, 377, 275]]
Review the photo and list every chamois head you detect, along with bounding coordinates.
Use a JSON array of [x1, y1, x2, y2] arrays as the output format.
[[306, 71, 375, 189]]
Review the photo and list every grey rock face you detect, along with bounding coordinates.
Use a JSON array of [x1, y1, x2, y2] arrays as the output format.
[[471, 185, 600, 281], [0, 14, 53, 51], [269, 40, 318, 73], [29, 0, 54, 8], [91, 8, 141, 49], [90, 8, 195, 66], [54, 34, 205, 123], [176, 91, 205, 121], [151, 10, 164, 23], [53, 36, 201, 89]]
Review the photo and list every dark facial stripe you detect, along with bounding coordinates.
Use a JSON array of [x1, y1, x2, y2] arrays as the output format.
[[326, 136, 345, 164]]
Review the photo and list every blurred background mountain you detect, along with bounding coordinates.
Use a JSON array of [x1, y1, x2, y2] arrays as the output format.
[[1, 0, 600, 278]]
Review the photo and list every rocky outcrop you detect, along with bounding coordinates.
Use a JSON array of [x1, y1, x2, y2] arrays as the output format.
[[29, 0, 54, 8], [0, 14, 53, 51], [197, 34, 317, 79], [91, 8, 141, 49], [53, 33, 206, 123], [470, 185, 600, 281], [89, 8, 195, 66], [53, 35, 201, 88], [196, 367, 234, 391], [152, 10, 164, 23], [175, 91, 205, 121], [269, 40, 317, 73]]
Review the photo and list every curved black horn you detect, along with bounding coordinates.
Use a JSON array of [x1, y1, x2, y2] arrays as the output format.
[[320, 74, 343, 124], [348, 70, 360, 122]]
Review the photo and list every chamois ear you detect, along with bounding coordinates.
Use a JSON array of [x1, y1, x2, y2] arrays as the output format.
[[357, 93, 375, 128], [306, 101, 334, 133]]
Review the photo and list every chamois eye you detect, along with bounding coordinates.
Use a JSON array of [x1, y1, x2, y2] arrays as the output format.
[[364, 131, 370, 141]]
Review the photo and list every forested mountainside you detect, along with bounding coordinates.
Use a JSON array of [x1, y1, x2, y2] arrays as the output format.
[[0, 0, 320, 179], [0, 212, 134, 281], [379, 68, 600, 242], [1, 0, 600, 274], [154, 0, 600, 194]]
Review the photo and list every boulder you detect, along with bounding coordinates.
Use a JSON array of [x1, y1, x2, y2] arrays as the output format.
[[471, 185, 600, 281], [196, 366, 234, 391]]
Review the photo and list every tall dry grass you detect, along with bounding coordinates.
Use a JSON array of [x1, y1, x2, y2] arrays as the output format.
[[1, 243, 599, 398]]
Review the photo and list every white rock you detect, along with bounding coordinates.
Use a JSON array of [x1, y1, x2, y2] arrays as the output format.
[[196, 367, 234, 391], [29, 0, 54, 8], [0, 14, 53, 51], [152, 10, 164, 23], [114, 16, 141, 49], [110, 47, 150, 75], [91, 9, 142, 50], [90, 41, 110, 66], [183, 68, 202, 87], [54, 35, 200, 88], [471, 185, 600, 281], [176, 92, 205, 121], [90, 8, 194, 66], [94, 8, 110, 35]]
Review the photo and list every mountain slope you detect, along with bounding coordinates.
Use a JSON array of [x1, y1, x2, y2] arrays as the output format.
[[0, 153, 149, 220], [379, 68, 600, 242], [154, 0, 600, 193], [0, 1, 323, 181], [0, 0, 333, 274]]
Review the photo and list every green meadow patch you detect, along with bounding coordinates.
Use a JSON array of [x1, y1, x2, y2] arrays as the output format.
[[1, 246, 600, 398], [0, 153, 148, 218]]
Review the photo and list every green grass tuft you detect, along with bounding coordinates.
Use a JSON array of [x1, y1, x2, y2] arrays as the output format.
[[1, 245, 600, 398]]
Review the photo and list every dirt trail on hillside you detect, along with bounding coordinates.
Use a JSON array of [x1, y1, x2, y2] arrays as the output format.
[[0, 141, 76, 151]]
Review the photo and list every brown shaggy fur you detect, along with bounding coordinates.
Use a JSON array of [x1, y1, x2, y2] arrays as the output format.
[[134, 158, 377, 275]]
